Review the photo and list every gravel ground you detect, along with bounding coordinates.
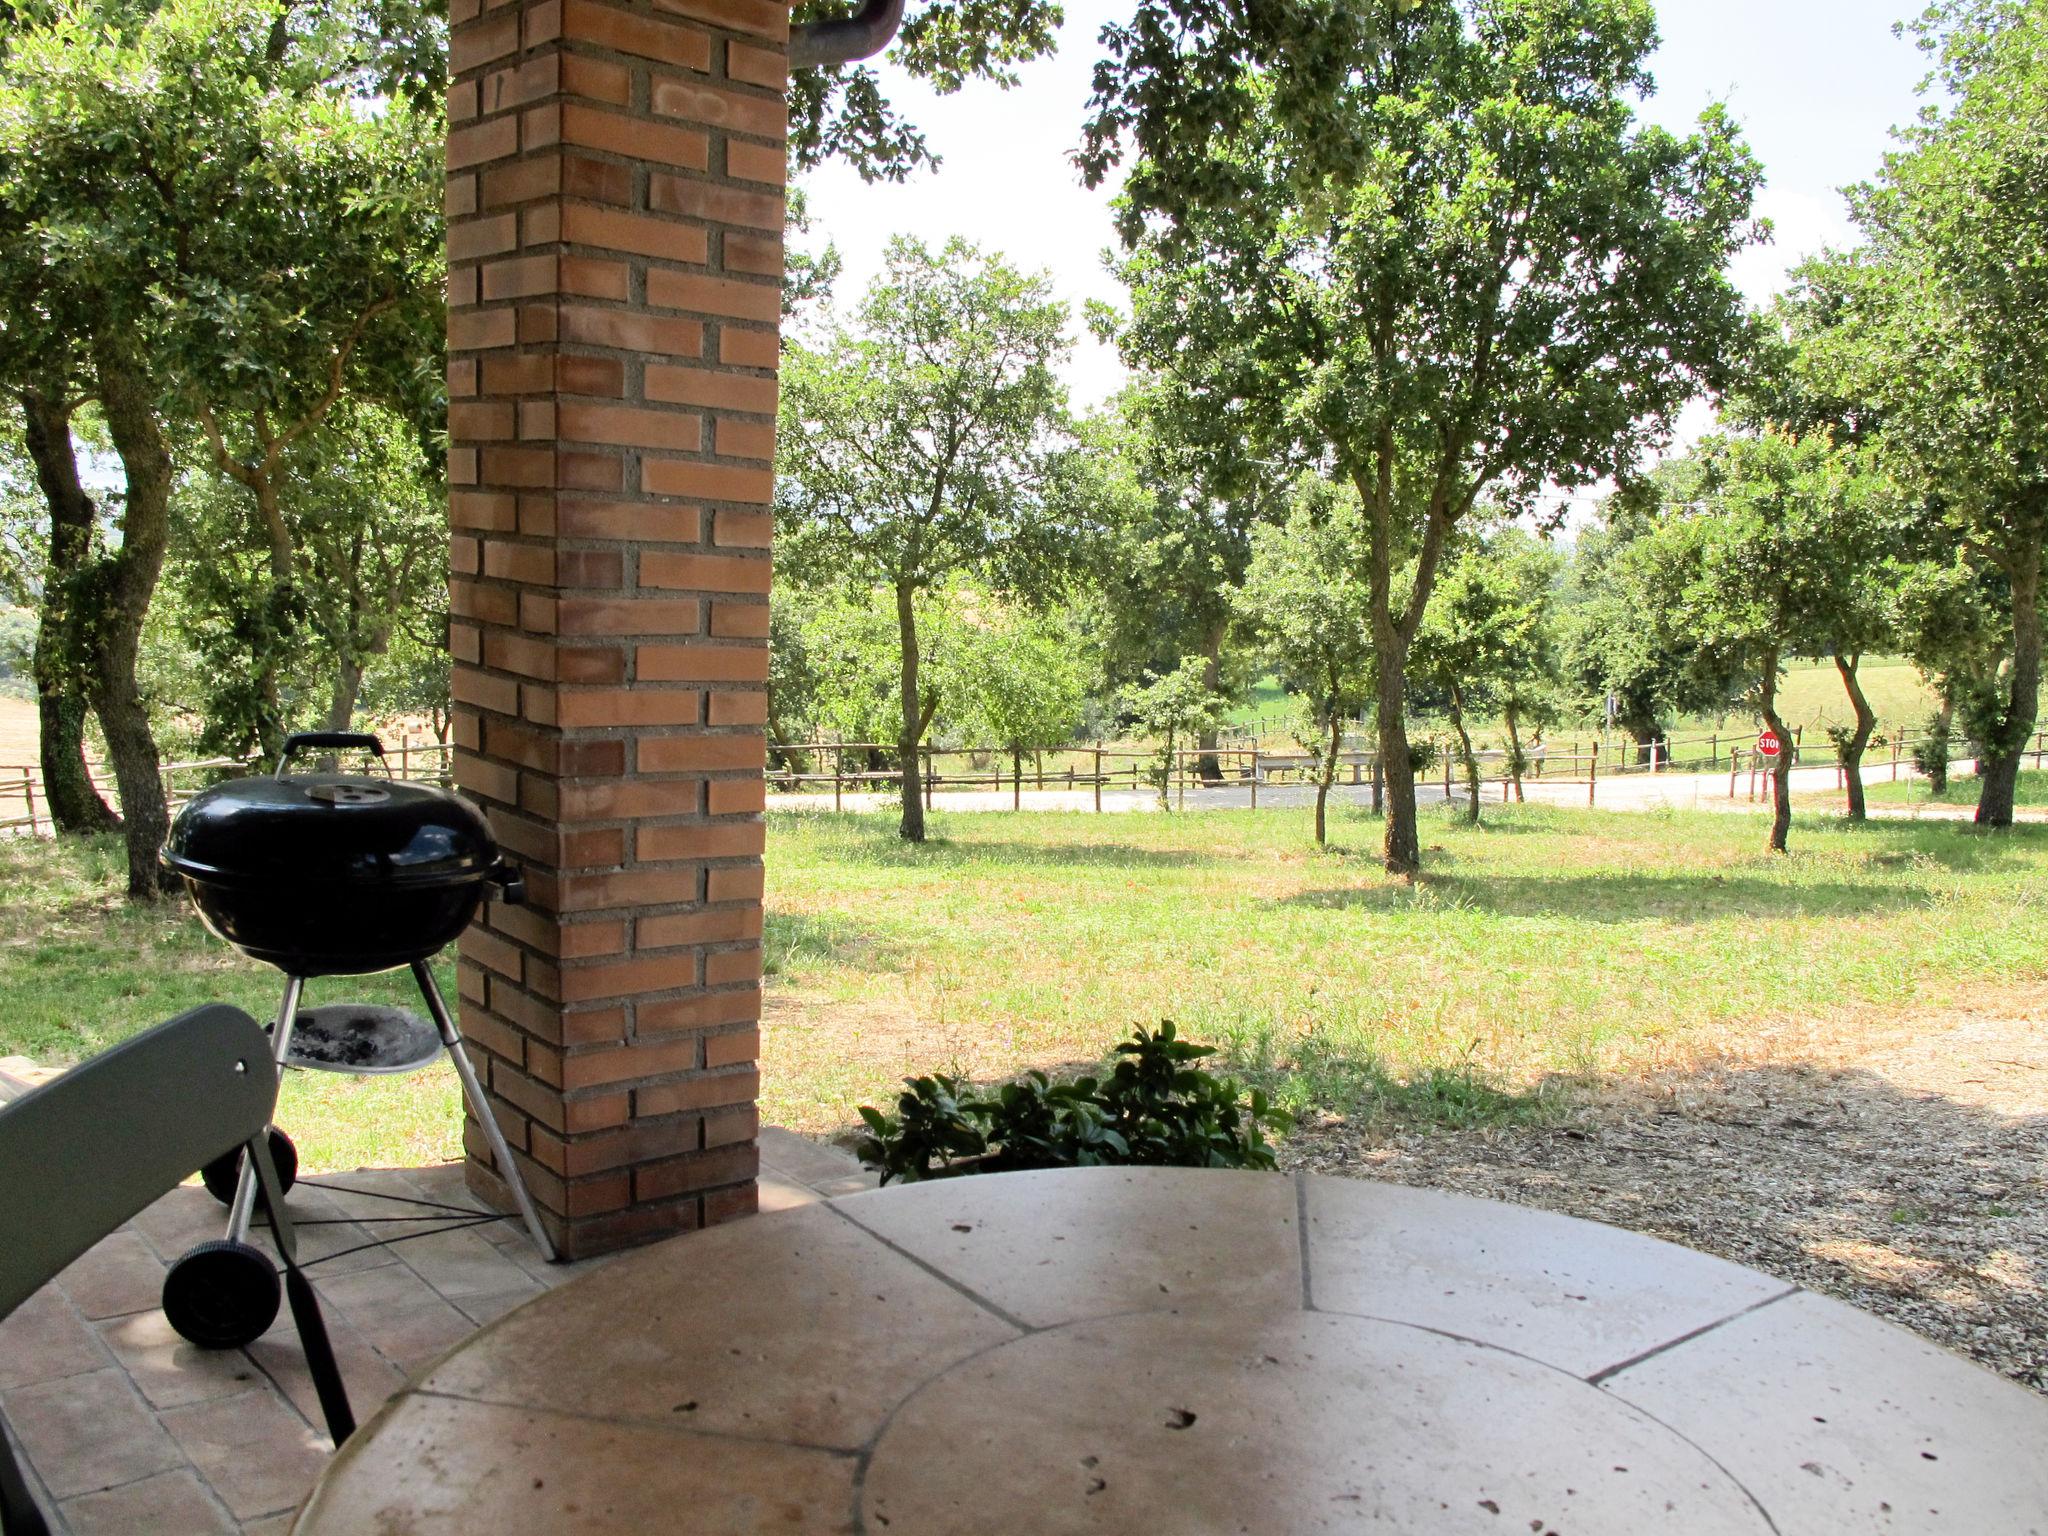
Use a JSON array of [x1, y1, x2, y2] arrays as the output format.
[[1282, 994, 2048, 1393]]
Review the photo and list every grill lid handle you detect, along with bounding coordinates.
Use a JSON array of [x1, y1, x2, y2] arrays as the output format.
[[276, 732, 387, 778], [488, 860, 526, 906]]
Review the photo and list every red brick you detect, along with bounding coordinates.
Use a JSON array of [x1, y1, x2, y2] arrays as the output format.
[[482, 154, 563, 207], [562, 103, 709, 171], [452, 665, 521, 715], [647, 174, 782, 232], [449, 358, 478, 397], [644, 365, 777, 414], [640, 550, 771, 593], [455, 754, 520, 804], [559, 1035, 702, 1091], [450, 309, 518, 350], [558, 501, 701, 542], [703, 1177, 759, 1225], [448, 79, 480, 123], [649, 77, 787, 139], [726, 40, 786, 90], [634, 819, 765, 868], [561, 826, 627, 866], [725, 139, 786, 186], [522, 202, 562, 246], [523, 0, 563, 47], [560, 306, 703, 356], [560, 951, 699, 1004], [450, 9, 521, 74], [561, 255, 630, 301], [706, 778, 765, 814], [522, 102, 562, 152], [450, 212, 518, 261], [713, 419, 775, 461], [559, 451, 626, 491], [704, 947, 762, 986], [556, 689, 702, 728], [561, 0, 711, 70], [451, 401, 516, 441], [636, 904, 761, 948], [447, 174, 478, 217], [704, 1026, 760, 1067], [483, 253, 559, 300], [637, 990, 760, 1035], [644, 269, 779, 322], [557, 646, 627, 684], [484, 629, 559, 680], [559, 403, 702, 452], [560, 920, 630, 958], [635, 1068, 759, 1117], [636, 643, 767, 682], [562, 152, 633, 204], [717, 327, 778, 369], [482, 53, 560, 114], [524, 305, 561, 346], [558, 205, 708, 266], [481, 353, 555, 394], [705, 866, 764, 903], [557, 866, 702, 913], [557, 354, 629, 396], [557, 549, 626, 586], [558, 595, 702, 634], [452, 491, 518, 531], [723, 230, 782, 275], [708, 601, 769, 638], [652, 0, 784, 40], [562, 52, 632, 105], [712, 510, 772, 548], [450, 115, 521, 170], [560, 779, 702, 819], [461, 923, 526, 983], [633, 734, 765, 773], [707, 689, 767, 725], [640, 461, 775, 504]]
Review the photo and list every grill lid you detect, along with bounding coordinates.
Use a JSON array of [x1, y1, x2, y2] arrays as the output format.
[[161, 734, 499, 890]]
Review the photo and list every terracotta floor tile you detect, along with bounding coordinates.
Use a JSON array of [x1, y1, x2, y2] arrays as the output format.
[[311, 1263, 477, 1375], [837, 1166, 1301, 1328], [2, 1366, 181, 1499], [244, 1302, 406, 1433], [1304, 1177, 1790, 1379], [160, 1386, 329, 1523], [96, 1310, 268, 1411], [56, 1232, 168, 1321], [296, 1395, 858, 1535], [60, 1467, 237, 1535], [0, 1285, 107, 1391], [417, 1202, 1017, 1451]]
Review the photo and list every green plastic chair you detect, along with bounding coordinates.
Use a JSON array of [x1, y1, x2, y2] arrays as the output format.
[[0, 1004, 354, 1536]]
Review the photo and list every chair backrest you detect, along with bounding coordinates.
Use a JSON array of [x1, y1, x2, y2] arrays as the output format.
[[0, 1005, 275, 1322]]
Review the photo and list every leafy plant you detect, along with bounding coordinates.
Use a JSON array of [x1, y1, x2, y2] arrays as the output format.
[[853, 1021, 1286, 1184]]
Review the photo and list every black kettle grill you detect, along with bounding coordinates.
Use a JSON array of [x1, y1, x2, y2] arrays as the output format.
[[156, 732, 555, 1348]]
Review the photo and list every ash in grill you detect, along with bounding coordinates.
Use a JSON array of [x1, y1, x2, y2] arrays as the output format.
[[155, 732, 556, 1348]]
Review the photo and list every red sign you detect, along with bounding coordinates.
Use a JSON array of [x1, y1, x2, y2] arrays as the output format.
[[1756, 731, 1782, 759]]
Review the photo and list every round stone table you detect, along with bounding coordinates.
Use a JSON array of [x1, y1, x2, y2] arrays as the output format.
[[293, 1168, 2048, 1534]]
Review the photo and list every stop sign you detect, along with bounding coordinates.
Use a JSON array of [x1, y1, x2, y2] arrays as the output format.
[[1756, 730, 1782, 759]]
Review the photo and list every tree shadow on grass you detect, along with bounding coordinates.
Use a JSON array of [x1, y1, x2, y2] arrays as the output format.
[[1280, 872, 1933, 923], [803, 832, 1218, 872], [1286, 1052, 2048, 1394]]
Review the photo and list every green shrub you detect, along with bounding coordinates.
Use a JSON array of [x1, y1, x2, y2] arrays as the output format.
[[853, 1021, 1288, 1184]]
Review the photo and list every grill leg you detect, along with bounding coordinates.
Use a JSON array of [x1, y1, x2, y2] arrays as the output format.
[[227, 975, 304, 1246], [412, 960, 558, 1262]]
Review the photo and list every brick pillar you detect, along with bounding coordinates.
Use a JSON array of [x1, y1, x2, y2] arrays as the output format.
[[444, 0, 784, 1258]]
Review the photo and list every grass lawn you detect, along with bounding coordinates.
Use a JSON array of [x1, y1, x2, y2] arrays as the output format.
[[1861, 765, 2048, 807], [5, 801, 2044, 1169], [757, 801, 2048, 1134]]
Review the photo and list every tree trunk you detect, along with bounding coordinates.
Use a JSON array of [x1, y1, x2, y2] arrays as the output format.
[[327, 653, 366, 734], [1195, 621, 1226, 783], [1833, 652, 1875, 823], [1760, 651, 1792, 854], [894, 580, 926, 842], [1502, 702, 1525, 804], [1375, 656, 1418, 871], [19, 390, 120, 833], [1976, 542, 2041, 829], [86, 340, 174, 898], [1448, 682, 1479, 825], [1314, 706, 1341, 847]]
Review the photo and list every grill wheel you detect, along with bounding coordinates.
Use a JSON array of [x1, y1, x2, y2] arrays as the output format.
[[200, 1128, 298, 1207], [163, 1241, 282, 1349]]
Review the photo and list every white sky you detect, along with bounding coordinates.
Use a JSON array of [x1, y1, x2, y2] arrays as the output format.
[[797, 0, 1936, 443]]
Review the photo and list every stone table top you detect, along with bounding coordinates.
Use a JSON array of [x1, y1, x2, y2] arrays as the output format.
[[291, 1167, 2048, 1534]]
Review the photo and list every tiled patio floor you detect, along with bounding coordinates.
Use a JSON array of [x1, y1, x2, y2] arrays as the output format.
[[0, 1126, 873, 1535]]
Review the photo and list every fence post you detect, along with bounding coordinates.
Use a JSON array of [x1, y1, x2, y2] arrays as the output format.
[[1728, 752, 1739, 800], [1094, 745, 1103, 813], [834, 747, 843, 812], [1176, 748, 1186, 811], [1892, 732, 1901, 782], [1250, 749, 1259, 810], [24, 775, 41, 836], [1443, 753, 1452, 798], [1587, 754, 1596, 807], [1709, 733, 1717, 768], [924, 747, 934, 811]]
